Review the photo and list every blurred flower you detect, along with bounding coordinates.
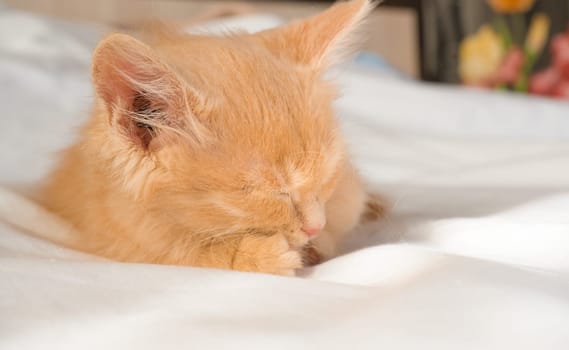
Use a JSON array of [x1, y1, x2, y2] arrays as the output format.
[[529, 66, 559, 95], [552, 81, 569, 99], [494, 48, 525, 84], [529, 30, 569, 100], [487, 0, 536, 13], [459, 25, 505, 85], [551, 31, 569, 80], [525, 13, 550, 54]]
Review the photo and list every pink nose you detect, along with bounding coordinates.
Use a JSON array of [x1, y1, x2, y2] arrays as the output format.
[[302, 225, 323, 237]]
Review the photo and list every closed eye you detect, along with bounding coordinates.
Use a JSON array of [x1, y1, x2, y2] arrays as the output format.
[[240, 185, 253, 194], [277, 191, 292, 200]]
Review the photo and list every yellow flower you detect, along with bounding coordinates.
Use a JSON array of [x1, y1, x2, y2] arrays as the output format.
[[459, 25, 505, 85], [487, 0, 536, 13], [525, 13, 550, 54]]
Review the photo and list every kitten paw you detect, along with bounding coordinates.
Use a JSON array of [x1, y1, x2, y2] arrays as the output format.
[[302, 243, 322, 266], [233, 233, 303, 276], [360, 193, 387, 223]]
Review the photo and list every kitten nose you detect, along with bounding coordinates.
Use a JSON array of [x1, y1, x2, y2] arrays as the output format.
[[301, 225, 323, 237]]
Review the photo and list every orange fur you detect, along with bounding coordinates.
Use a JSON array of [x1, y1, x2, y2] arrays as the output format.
[[40, 0, 381, 275]]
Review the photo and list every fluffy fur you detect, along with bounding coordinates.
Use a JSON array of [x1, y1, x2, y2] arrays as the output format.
[[40, 0, 382, 275]]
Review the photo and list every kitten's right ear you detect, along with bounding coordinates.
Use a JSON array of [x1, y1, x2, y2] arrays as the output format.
[[92, 34, 207, 149], [254, 0, 375, 70]]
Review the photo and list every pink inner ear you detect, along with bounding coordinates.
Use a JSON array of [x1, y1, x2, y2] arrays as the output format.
[[127, 94, 162, 149], [91, 35, 177, 149], [116, 110, 154, 150], [93, 53, 133, 110], [92, 34, 170, 113], [91, 34, 211, 148]]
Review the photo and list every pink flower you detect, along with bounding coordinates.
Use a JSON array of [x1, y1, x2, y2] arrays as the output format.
[[552, 80, 569, 99], [551, 32, 569, 80], [528, 27, 569, 100], [530, 67, 560, 95], [493, 48, 525, 85]]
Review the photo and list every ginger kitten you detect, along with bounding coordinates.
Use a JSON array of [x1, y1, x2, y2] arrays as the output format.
[[40, 0, 382, 275]]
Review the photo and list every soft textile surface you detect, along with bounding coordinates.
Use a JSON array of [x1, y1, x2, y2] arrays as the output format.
[[1, 9, 569, 350]]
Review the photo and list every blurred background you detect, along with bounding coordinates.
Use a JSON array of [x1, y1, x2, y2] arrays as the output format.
[[4, 0, 569, 98], [4, 0, 420, 77]]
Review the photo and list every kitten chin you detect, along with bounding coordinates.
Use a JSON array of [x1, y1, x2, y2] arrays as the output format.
[[39, 0, 383, 275]]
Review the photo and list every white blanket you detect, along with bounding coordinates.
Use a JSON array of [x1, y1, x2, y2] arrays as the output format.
[[1, 9, 568, 350]]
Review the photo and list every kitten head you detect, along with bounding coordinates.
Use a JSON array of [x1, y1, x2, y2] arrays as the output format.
[[89, 0, 373, 246]]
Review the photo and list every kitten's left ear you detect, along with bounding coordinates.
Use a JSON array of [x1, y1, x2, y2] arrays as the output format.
[[254, 0, 375, 69], [92, 33, 207, 149]]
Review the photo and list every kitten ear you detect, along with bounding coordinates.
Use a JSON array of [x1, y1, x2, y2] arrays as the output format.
[[92, 33, 206, 149], [254, 0, 375, 69]]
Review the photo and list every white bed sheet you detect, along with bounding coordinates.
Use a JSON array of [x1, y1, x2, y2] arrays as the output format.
[[1, 9, 568, 350]]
